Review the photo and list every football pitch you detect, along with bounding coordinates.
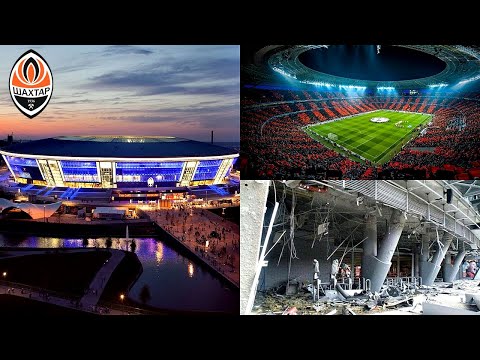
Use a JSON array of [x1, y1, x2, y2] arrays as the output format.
[[304, 110, 432, 164]]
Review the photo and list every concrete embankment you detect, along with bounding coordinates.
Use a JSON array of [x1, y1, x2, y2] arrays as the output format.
[[0, 219, 157, 237]]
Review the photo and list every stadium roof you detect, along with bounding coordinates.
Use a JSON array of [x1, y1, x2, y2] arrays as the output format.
[[243, 45, 480, 90], [0, 198, 62, 219], [1, 136, 237, 158]]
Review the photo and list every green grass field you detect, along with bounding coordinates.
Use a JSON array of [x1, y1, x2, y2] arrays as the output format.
[[305, 110, 432, 164]]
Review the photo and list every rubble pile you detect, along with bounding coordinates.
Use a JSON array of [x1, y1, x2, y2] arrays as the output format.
[[252, 280, 421, 315], [253, 279, 480, 315]]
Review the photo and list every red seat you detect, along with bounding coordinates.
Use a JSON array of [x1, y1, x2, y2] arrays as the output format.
[[468, 169, 480, 178], [455, 173, 471, 180]]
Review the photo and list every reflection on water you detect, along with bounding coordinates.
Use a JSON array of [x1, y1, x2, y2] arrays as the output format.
[[156, 242, 164, 263], [0, 233, 238, 313], [188, 262, 194, 278]]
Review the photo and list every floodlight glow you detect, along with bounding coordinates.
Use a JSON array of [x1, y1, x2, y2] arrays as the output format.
[[457, 74, 480, 86], [339, 85, 366, 90], [299, 80, 334, 87], [272, 66, 297, 79], [377, 86, 395, 90], [428, 83, 448, 88]]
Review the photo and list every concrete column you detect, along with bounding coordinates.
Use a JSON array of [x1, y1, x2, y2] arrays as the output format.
[[414, 244, 420, 278], [362, 213, 377, 278], [420, 234, 430, 262], [421, 232, 454, 286], [443, 250, 466, 283], [443, 252, 452, 267], [419, 233, 430, 282], [363, 208, 406, 292], [240, 180, 270, 315]]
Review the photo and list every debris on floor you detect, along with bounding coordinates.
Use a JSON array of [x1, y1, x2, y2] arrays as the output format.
[[252, 279, 480, 315], [282, 306, 298, 315]]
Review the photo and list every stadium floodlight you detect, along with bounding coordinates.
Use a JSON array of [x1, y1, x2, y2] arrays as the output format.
[[377, 86, 395, 90], [339, 85, 366, 90], [272, 66, 297, 79], [428, 83, 448, 88], [457, 74, 480, 86], [299, 80, 334, 87]]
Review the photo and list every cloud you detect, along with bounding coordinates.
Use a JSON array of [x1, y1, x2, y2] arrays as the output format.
[[102, 45, 154, 56], [96, 104, 239, 128], [0, 45, 239, 142], [87, 55, 239, 96], [50, 98, 95, 105]]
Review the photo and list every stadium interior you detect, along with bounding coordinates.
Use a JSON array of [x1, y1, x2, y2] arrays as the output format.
[[241, 45, 480, 180], [241, 180, 480, 315]]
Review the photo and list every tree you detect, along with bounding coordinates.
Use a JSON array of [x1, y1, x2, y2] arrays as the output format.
[[105, 237, 112, 249], [130, 240, 136, 253], [139, 284, 151, 305]]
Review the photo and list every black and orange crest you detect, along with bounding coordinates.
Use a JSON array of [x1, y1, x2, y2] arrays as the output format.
[[9, 50, 53, 118]]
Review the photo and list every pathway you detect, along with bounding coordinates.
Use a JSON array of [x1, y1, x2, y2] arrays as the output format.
[[79, 249, 126, 310], [0, 248, 139, 315], [0, 282, 125, 315]]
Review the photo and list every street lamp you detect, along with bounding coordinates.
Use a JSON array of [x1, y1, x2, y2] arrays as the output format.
[[2, 271, 6, 279], [43, 205, 46, 223], [120, 293, 125, 314]]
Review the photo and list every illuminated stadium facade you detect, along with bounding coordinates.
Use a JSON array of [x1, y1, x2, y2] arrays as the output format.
[[0, 136, 238, 188]]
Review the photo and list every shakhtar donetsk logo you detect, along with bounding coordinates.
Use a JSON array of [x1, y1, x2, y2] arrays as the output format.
[[9, 50, 53, 118]]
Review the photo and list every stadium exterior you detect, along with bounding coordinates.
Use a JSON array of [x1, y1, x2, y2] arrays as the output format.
[[0, 136, 238, 188]]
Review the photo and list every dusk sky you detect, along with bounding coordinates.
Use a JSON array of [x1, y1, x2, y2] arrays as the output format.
[[0, 45, 239, 142]]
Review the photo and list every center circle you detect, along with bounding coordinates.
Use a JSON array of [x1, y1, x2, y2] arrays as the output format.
[[298, 45, 446, 81], [370, 117, 390, 123]]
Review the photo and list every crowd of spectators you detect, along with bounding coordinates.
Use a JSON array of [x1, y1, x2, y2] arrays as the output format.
[[241, 88, 480, 179]]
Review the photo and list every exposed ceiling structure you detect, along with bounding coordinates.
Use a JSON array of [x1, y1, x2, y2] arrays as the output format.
[[447, 180, 480, 209], [272, 180, 480, 254]]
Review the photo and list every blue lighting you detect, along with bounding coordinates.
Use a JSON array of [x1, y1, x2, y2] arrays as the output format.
[[457, 75, 480, 86], [193, 160, 222, 181], [299, 80, 334, 87], [5, 156, 43, 181], [338, 85, 367, 90], [428, 83, 448, 88], [377, 86, 395, 90], [5, 156, 37, 167], [272, 67, 297, 79], [116, 162, 184, 183], [61, 161, 99, 182]]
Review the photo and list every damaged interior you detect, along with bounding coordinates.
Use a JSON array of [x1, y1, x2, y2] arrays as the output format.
[[243, 180, 480, 315]]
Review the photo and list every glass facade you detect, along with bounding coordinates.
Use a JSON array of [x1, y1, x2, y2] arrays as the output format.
[[193, 160, 222, 180], [60, 161, 99, 182], [116, 162, 184, 183], [5, 156, 43, 180], [2, 155, 236, 188]]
